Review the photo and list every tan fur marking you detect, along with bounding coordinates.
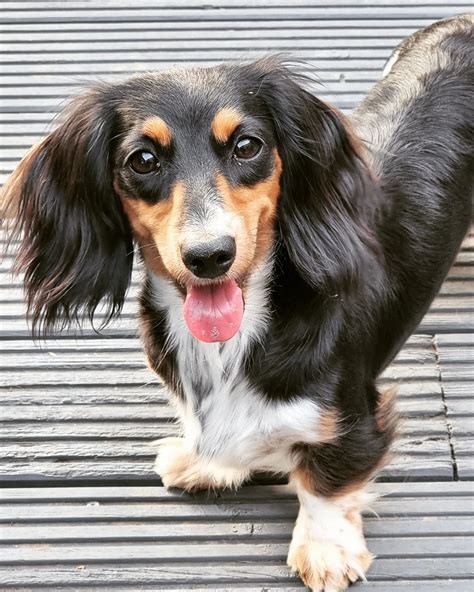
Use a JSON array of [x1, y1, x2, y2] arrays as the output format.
[[215, 150, 282, 272], [293, 385, 399, 501], [1, 140, 46, 218], [292, 466, 315, 496], [375, 384, 399, 433], [211, 107, 242, 144], [318, 408, 340, 444], [142, 116, 172, 147], [118, 181, 187, 282]]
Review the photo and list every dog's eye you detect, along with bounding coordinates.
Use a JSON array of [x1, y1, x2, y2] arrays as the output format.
[[128, 150, 159, 174], [233, 137, 262, 160]]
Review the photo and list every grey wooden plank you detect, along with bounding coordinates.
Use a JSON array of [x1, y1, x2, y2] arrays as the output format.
[[0, 368, 161, 386], [439, 366, 474, 382], [4, 0, 472, 8], [0, 421, 178, 440], [0, 18, 450, 31], [0, 560, 471, 587], [443, 399, 474, 416], [1, 38, 408, 52], [0, 441, 159, 459], [437, 333, 474, 347], [3, 536, 473, 564], [442, 382, 474, 397], [447, 265, 474, 280], [3, 481, 471, 501], [0, 403, 173, 421], [453, 436, 474, 477], [1, 29, 416, 43], [3, 516, 473, 544], [0, 584, 471, 592], [457, 456, 474, 479], [4, 494, 472, 522], [0, 337, 144, 351], [418, 312, 474, 333], [0, 49, 395, 63], [455, 251, 474, 263], [0, 460, 158, 481], [429, 295, 474, 310], [438, 346, 474, 365], [0, 6, 465, 23], [449, 416, 474, 437], [434, 280, 473, 296], [0, 386, 168, 405]]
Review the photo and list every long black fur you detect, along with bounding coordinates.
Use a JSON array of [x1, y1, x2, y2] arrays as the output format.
[[5, 89, 134, 336]]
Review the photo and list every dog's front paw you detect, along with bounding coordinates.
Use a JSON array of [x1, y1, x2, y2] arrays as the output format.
[[287, 535, 373, 592], [154, 437, 196, 490], [154, 437, 249, 492]]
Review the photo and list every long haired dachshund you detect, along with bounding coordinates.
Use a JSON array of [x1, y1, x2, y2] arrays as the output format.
[[4, 14, 473, 591]]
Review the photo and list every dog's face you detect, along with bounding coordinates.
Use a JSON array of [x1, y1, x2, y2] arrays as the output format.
[[109, 68, 284, 340], [5, 58, 375, 339], [112, 67, 286, 341], [114, 68, 282, 290]]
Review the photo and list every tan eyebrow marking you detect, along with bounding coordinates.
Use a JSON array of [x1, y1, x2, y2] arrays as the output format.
[[211, 107, 242, 144], [142, 116, 172, 147]]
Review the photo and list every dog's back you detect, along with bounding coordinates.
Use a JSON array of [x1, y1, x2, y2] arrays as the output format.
[[353, 14, 474, 370]]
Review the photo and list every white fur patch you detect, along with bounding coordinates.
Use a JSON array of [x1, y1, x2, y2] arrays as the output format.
[[149, 258, 325, 476], [288, 478, 374, 590], [382, 49, 400, 78]]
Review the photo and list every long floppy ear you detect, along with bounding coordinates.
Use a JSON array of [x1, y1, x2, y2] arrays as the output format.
[[253, 60, 380, 294], [3, 87, 133, 336]]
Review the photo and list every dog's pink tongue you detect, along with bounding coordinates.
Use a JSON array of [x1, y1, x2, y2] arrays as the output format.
[[184, 280, 244, 343]]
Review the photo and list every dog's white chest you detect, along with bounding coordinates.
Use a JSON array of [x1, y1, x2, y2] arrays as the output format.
[[150, 270, 323, 474], [175, 338, 322, 473]]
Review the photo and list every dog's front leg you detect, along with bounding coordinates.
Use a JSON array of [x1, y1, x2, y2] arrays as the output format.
[[288, 471, 374, 592], [154, 437, 250, 492], [287, 387, 397, 591]]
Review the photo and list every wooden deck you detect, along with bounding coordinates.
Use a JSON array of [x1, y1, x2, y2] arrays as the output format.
[[1, 1, 473, 590]]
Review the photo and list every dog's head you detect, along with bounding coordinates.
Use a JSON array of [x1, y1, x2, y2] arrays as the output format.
[[4, 58, 377, 340]]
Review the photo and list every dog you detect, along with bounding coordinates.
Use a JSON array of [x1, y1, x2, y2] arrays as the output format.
[[3, 14, 473, 591]]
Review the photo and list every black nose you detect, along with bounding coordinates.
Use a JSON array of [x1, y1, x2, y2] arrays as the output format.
[[182, 236, 236, 279]]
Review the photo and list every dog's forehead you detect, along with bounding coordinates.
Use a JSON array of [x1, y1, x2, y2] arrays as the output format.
[[120, 64, 252, 131]]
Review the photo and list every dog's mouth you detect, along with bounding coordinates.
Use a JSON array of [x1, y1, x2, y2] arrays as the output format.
[[183, 279, 244, 343]]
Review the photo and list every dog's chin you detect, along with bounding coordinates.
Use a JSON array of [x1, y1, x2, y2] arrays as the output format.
[[182, 277, 245, 343]]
